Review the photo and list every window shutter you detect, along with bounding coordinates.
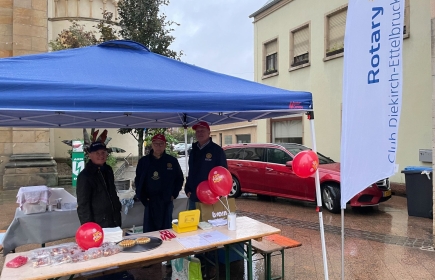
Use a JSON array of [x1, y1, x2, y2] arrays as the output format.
[[328, 9, 347, 51], [293, 27, 309, 57], [273, 120, 302, 138], [265, 40, 277, 56]]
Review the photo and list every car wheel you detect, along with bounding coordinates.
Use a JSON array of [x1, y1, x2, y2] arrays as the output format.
[[322, 184, 341, 213], [229, 176, 242, 198]]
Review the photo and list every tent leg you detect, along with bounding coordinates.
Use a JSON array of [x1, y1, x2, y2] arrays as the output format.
[[184, 128, 188, 174], [309, 117, 329, 280]]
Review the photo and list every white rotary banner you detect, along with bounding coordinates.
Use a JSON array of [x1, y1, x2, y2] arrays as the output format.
[[340, 0, 404, 209]]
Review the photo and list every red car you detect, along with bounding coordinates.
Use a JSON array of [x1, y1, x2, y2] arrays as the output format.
[[223, 143, 391, 213]]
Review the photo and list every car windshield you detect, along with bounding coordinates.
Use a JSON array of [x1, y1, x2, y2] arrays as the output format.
[[280, 144, 335, 164]]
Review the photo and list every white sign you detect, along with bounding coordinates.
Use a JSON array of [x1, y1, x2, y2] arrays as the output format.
[[340, 0, 404, 208]]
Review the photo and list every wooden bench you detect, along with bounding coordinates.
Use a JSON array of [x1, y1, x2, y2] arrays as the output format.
[[251, 234, 301, 280]]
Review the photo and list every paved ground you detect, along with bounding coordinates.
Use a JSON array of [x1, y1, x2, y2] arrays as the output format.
[[1, 158, 434, 279]]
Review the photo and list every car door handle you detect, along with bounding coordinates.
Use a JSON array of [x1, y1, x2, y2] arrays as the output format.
[[236, 163, 243, 167], [266, 167, 273, 171]]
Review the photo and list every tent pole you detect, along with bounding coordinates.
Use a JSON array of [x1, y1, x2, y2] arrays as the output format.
[[184, 128, 188, 174], [341, 208, 345, 280], [308, 112, 329, 280]]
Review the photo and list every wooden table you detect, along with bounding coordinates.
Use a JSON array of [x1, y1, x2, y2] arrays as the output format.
[[0, 216, 280, 280]]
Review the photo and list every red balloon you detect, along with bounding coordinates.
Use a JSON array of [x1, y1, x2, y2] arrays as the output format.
[[196, 180, 219, 205], [292, 150, 319, 178], [208, 166, 232, 196], [75, 222, 104, 250]]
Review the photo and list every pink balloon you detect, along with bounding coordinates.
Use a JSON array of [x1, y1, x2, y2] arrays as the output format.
[[75, 222, 104, 250], [292, 150, 319, 178], [196, 180, 219, 205], [208, 166, 232, 196]]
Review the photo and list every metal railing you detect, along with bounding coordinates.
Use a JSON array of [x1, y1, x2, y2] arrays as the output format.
[[114, 153, 132, 179]]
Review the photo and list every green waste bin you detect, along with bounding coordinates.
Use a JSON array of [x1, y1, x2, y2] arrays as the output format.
[[401, 166, 433, 219]]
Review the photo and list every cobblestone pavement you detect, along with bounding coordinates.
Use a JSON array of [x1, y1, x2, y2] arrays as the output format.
[[1, 161, 435, 279]]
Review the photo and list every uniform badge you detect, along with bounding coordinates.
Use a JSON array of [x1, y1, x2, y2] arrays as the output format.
[[167, 163, 172, 168], [152, 171, 160, 180], [206, 153, 212, 159]]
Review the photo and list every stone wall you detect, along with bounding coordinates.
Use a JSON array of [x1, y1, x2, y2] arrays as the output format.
[[12, 0, 47, 56]]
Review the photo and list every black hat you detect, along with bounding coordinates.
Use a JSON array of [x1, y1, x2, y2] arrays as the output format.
[[89, 142, 107, 153]]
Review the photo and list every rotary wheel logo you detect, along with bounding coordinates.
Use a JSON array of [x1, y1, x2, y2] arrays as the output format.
[[206, 153, 212, 159], [152, 171, 160, 180], [167, 163, 172, 168]]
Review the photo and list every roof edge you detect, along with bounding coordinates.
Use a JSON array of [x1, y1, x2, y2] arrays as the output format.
[[249, 0, 283, 18]]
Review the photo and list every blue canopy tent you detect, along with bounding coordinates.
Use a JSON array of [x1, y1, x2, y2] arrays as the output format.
[[0, 40, 329, 277], [0, 40, 312, 128]]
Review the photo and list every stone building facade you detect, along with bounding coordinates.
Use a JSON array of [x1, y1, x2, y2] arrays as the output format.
[[0, 0, 119, 190]]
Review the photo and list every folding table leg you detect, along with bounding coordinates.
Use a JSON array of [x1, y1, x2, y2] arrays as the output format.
[[225, 245, 230, 280], [281, 249, 285, 280], [247, 240, 253, 280]]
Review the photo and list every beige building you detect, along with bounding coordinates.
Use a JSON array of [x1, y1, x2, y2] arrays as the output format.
[[243, 0, 434, 185]]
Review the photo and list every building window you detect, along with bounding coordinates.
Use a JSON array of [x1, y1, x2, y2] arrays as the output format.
[[272, 119, 302, 144], [236, 134, 251, 143], [404, 0, 410, 38], [263, 39, 278, 76], [224, 135, 232, 145], [325, 6, 347, 58], [290, 24, 310, 68]]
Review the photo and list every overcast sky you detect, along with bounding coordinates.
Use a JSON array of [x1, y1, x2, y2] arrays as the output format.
[[161, 0, 267, 81]]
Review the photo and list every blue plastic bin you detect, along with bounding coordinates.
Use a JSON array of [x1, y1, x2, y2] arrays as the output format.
[[401, 166, 433, 218]]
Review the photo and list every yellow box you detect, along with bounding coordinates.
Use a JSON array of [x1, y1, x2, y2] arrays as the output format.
[[172, 209, 200, 233]]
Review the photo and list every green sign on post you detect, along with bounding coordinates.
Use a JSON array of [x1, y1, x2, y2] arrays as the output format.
[[72, 140, 85, 187]]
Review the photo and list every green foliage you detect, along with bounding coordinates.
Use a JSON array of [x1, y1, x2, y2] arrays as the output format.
[[95, 10, 119, 42], [171, 127, 195, 142], [49, 21, 97, 51], [105, 153, 118, 169], [118, 128, 146, 157], [145, 128, 177, 156], [117, 0, 183, 60]]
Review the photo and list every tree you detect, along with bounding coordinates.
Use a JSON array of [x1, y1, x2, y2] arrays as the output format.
[[49, 2, 183, 159], [49, 21, 97, 51], [118, 128, 178, 158], [117, 0, 183, 60], [116, 0, 183, 158], [171, 127, 195, 143], [95, 10, 119, 42]]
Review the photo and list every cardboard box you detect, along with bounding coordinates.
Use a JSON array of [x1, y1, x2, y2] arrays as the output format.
[[195, 198, 236, 222]]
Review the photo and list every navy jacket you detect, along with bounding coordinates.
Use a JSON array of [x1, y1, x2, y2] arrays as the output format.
[[134, 150, 184, 232], [184, 138, 228, 202], [77, 161, 122, 228]]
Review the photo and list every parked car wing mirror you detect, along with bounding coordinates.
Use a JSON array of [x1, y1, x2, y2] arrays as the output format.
[[286, 161, 293, 168]]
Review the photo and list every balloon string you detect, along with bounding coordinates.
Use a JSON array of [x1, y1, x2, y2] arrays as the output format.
[[219, 198, 231, 213], [225, 196, 230, 214]]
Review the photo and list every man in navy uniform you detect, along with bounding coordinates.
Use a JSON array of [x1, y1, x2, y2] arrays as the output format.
[[135, 134, 184, 232], [185, 121, 228, 210]]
